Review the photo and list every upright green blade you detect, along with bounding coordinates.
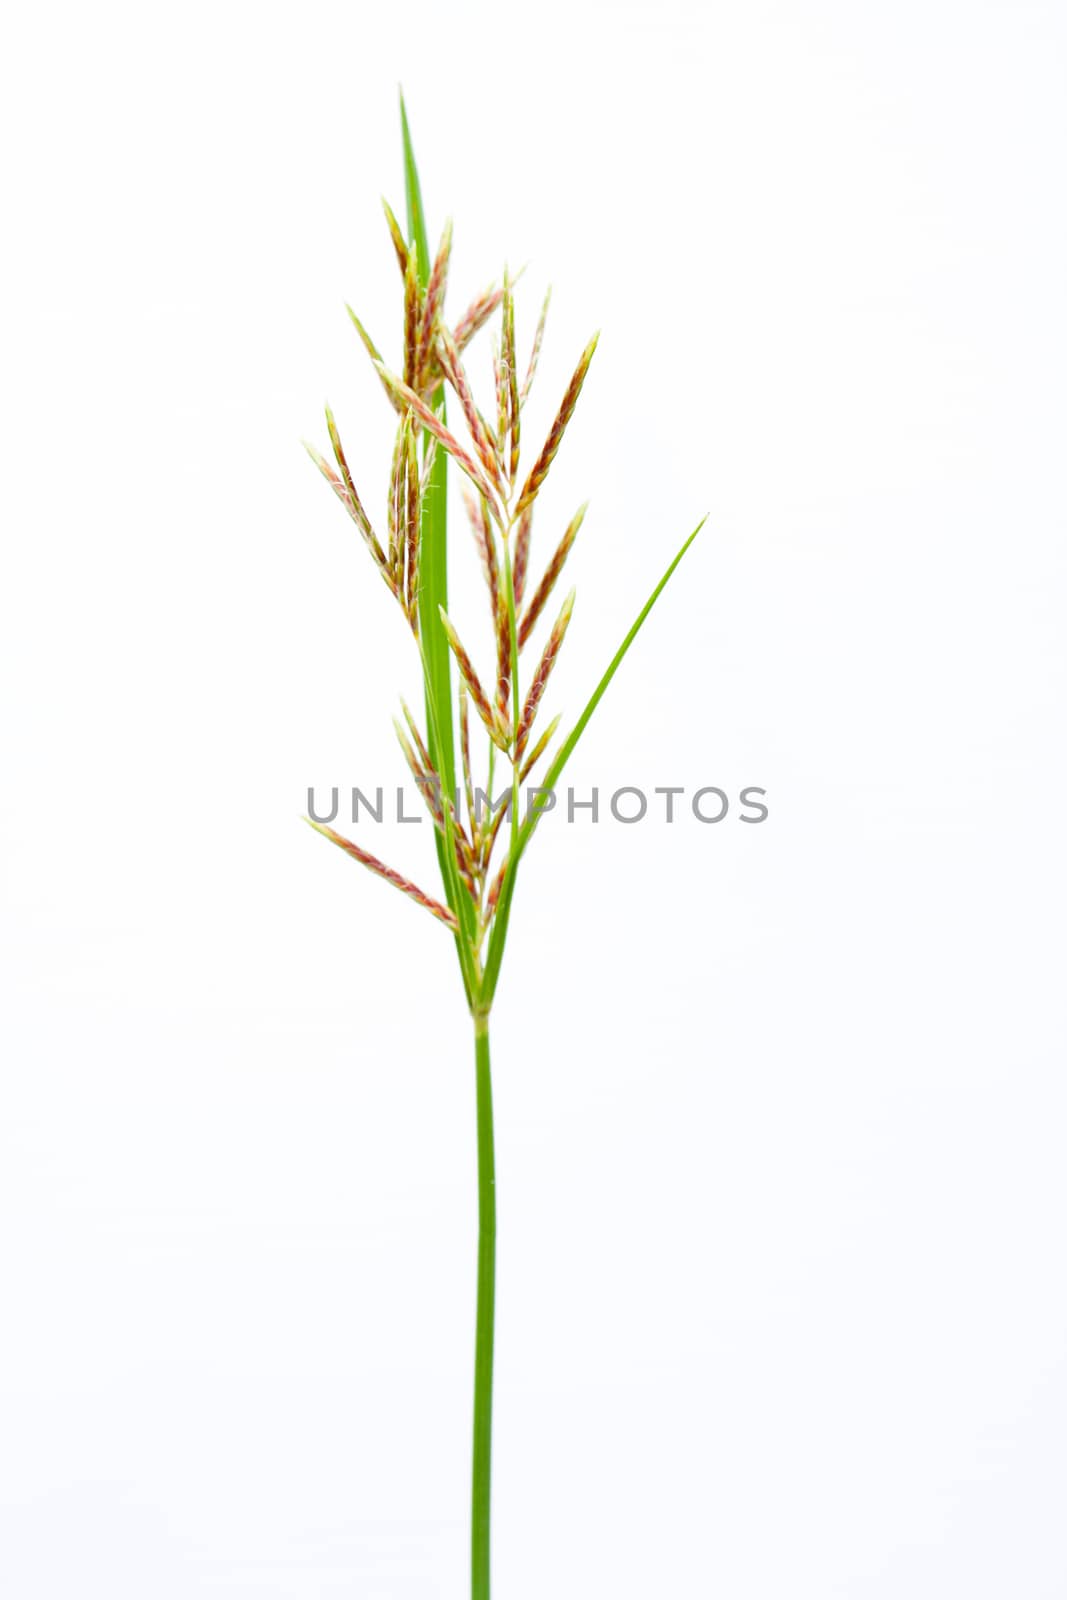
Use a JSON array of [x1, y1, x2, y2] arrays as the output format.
[[481, 516, 707, 1004], [396, 93, 467, 992], [400, 95, 463, 966]]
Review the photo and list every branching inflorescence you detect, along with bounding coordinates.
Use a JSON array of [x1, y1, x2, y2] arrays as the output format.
[[305, 186, 601, 994]]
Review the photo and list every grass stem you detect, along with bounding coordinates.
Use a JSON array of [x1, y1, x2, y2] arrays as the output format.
[[472, 1010, 496, 1599]]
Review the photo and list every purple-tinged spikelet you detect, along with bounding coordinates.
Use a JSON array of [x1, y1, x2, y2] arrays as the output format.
[[520, 287, 552, 405], [345, 306, 402, 416], [515, 333, 599, 517], [513, 505, 533, 611], [304, 817, 459, 932], [419, 435, 439, 500], [393, 717, 442, 821], [492, 339, 508, 477], [487, 856, 508, 917], [454, 283, 504, 353], [404, 423, 420, 627], [416, 218, 453, 388], [387, 416, 411, 583], [381, 197, 409, 278], [518, 501, 587, 648], [458, 683, 477, 840], [400, 697, 434, 776], [439, 606, 511, 752], [515, 588, 575, 760], [403, 251, 420, 390], [502, 271, 520, 483], [495, 589, 512, 719], [518, 713, 561, 783], [439, 329, 505, 493], [376, 364, 504, 524], [304, 439, 393, 593], [462, 487, 500, 617]]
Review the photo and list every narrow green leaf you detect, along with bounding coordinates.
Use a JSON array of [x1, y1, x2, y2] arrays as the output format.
[[400, 92, 466, 992], [480, 515, 707, 1005]]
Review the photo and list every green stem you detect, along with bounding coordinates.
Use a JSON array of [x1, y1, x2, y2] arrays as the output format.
[[472, 1010, 496, 1599]]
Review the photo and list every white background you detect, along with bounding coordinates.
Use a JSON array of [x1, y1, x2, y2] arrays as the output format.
[[2, 1, 1065, 1595]]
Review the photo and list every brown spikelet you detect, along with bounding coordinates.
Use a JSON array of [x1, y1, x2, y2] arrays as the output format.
[[458, 683, 476, 840], [345, 306, 403, 416], [438, 328, 505, 492], [387, 415, 410, 582], [515, 332, 599, 517], [304, 439, 394, 593], [323, 408, 390, 572], [393, 717, 443, 822], [305, 817, 458, 932], [518, 713, 561, 782], [513, 505, 533, 610], [482, 787, 512, 870], [462, 487, 500, 618], [402, 251, 420, 389], [495, 588, 512, 719], [375, 363, 504, 524], [404, 423, 420, 626], [502, 271, 520, 482], [492, 339, 508, 475], [419, 435, 438, 499], [453, 282, 504, 352], [518, 501, 587, 648], [381, 198, 409, 277], [520, 286, 551, 405], [487, 855, 508, 917], [400, 697, 434, 775], [416, 218, 453, 387], [515, 588, 575, 760], [439, 606, 511, 752], [443, 791, 478, 883]]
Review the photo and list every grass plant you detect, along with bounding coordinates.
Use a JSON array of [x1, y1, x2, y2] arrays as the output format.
[[304, 95, 704, 1599]]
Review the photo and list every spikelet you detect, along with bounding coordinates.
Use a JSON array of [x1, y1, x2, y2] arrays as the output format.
[[518, 502, 587, 648], [515, 589, 575, 760], [520, 287, 551, 405], [513, 505, 533, 611], [387, 414, 411, 583], [393, 716, 475, 884], [400, 697, 434, 774], [345, 306, 403, 416], [381, 197, 409, 277], [403, 250, 420, 390], [394, 716, 442, 820], [453, 282, 504, 352], [439, 606, 511, 752], [487, 855, 508, 917], [492, 339, 508, 476], [416, 218, 453, 387], [518, 713, 561, 783], [459, 683, 476, 842], [502, 269, 520, 483], [304, 438, 393, 593], [462, 487, 500, 617], [419, 435, 439, 500], [515, 333, 599, 517], [495, 592, 512, 721], [439, 328, 505, 493], [305, 817, 458, 932], [375, 363, 504, 524], [404, 422, 420, 627]]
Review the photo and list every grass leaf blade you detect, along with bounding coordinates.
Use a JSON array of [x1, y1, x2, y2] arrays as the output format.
[[481, 515, 707, 1003]]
